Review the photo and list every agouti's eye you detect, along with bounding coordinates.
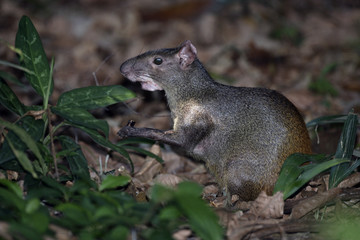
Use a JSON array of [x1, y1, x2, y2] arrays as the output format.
[[153, 58, 163, 65]]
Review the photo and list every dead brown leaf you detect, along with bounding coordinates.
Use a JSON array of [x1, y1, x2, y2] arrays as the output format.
[[245, 191, 284, 219], [338, 172, 360, 188], [134, 144, 163, 184], [153, 173, 183, 187], [172, 229, 193, 240], [291, 187, 342, 219]]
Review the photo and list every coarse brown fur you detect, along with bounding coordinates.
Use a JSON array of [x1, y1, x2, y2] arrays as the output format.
[[118, 40, 312, 202]]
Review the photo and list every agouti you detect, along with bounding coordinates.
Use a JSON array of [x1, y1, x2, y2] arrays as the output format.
[[118, 40, 312, 201]]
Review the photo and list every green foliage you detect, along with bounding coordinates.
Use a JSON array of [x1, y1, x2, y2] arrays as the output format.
[[0, 78, 26, 115], [274, 154, 348, 199], [0, 15, 136, 177], [15, 16, 53, 108], [0, 180, 50, 239], [57, 85, 135, 110], [58, 135, 90, 180], [275, 111, 359, 199], [329, 111, 359, 188], [0, 15, 223, 239], [0, 178, 223, 240], [309, 63, 338, 96], [319, 203, 360, 240], [269, 23, 304, 46]]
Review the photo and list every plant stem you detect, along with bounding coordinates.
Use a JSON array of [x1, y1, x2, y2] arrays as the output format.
[[47, 107, 59, 180]]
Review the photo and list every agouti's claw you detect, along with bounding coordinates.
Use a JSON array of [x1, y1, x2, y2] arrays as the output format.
[[127, 120, 136, 127]]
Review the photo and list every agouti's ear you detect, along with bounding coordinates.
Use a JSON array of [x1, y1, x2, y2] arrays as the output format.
[[178, 40, 197, 69]]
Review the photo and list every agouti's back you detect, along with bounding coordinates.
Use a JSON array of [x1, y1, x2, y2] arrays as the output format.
[[119, 40, 312, 201]]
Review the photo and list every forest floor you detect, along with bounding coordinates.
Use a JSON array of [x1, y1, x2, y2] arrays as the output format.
[[1, 0, 360, 239]]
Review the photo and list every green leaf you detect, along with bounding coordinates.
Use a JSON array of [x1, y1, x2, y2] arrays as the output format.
[[22, 210, 49, 233], [0, 60, 34, 75], [104, 226, 129, 240], [0, 179, 23, 198], [309, 77, 338, 96], [9, 223, 44, 240], [15, 15, 53, 102], [40, 176, 70, 201], [52, 106, 109, 138], [0, 78, 26, 115], [57, 85, 135, 110], [7, 136, 38, 178], [175, 182, 224, 240], [150, 184, 175, 203], [0, 116, 44, 166], [68, 123, 134, 172], [306, 114, 347, 128], [58, 135, 90, 180], [274, 154, 349, 199], [0, 117, 46, 174], [0, 188, 25, 211], [0, 71, 24, 86], [99, 175, 131, 191], [56, 203, 91, 228], [25, 198, 40, 214], [329, 112, 358, 188], [320, 62, 337, 76]]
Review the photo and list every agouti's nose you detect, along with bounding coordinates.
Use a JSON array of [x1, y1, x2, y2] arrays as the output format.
[[120, 60, 132, 76]]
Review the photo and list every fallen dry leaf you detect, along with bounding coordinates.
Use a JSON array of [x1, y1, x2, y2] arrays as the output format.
[[291, 187, 342, 219], [246, 191, 284, 219], [172, 229, 192, 240], [338, 172, 360, 188], [134, 144, 163, 184], [153, 173, 183, 187]]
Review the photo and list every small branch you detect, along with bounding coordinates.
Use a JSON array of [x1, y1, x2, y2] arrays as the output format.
[[47, 107, 59, 180]]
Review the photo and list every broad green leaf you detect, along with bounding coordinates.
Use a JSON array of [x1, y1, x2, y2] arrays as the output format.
[[25, 176, 69, 205], [150, 184, 175, 203], [68, 123, 134, 172], [306, 114, 347, 128], [22, 210, 49, 233], [329, 112, 358, 188], [0, 71, 24, 86], [7, 136, 38, 178], [175, 182, 224, 240], [57, 85, 135, 110], [55, 203, 91, 227], [15, 16, 53, 102], [9, 223, 44, 240], [99, 175, 131, 191], [0, 188, 25, 212], [52, 106, 109, 138], [25, 198, 41, 214], [58, 135, 90, 180], [0, 78, 26, 115], [274, 153, 349, 199], [93, 206, 117, 220], [0, 117, 46, 174], [41, 176, 69, 197], [104, 226, 129, 240], [157, 206, 181, 221], [0, 179, 23, 199]]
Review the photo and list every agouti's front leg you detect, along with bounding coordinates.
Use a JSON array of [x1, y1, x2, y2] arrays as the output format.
[[117, 121, 184, 147]]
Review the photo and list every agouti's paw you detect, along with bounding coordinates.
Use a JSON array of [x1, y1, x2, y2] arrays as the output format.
[[117, 120, 136, 139]]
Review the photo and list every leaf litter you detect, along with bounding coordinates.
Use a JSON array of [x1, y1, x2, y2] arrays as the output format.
[[1, 0, 360, 239]]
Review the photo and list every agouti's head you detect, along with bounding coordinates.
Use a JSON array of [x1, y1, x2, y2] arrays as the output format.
[[120, 40, 198, 92]]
